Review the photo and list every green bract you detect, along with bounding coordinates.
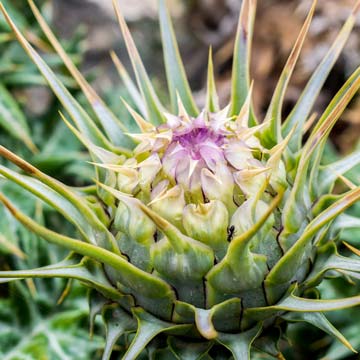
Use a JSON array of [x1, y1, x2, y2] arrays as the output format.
[[1, 0, 360, 358]]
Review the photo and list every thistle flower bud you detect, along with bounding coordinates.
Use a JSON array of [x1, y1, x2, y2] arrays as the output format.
[[150, 184, 186, 231], [114, 201, 156, 245], [201, 162, 236, 214], [183, 200, 228, 260]]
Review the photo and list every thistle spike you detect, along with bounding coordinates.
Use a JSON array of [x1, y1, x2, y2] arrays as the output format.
[[121, 98, 156, 133], [261, 0, 317, 147], [206, 47, 220, 113], [158, 0, 198, 116], [230, 0, 257, 125], [112, 0, 165, 125]]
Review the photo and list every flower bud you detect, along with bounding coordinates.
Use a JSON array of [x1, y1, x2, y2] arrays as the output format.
[[201, 162, 236, 214], [150, 184, 186, 231], [183, 200, 228, 260], [114, 201, 156, 245], [117, 167, 139, 194], [138, 153, 162, 193]]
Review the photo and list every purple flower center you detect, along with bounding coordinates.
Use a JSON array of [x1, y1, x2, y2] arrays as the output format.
[[172, 127, 225, 160]]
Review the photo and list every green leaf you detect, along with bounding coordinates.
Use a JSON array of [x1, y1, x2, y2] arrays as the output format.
[[216, 323, 262, 360], [319, 150, 360, 193], [0, 289, 103, 360], [0, 194, 176, 320], [281, 66, 360, 239], [27, 0, 134, 151], [122, 308, 191, 360], [282, 312, 356, 353], [283, 1, 360, 151], [305, 252, 360, 288], [267, 187, 360, 303], [0, 84, 37, 153], [168, 337, 212, 360], [158, 0, 198, 116], [205, 47, 219, 113], [0, 3, 115, 151], [0, 254, 123, 300], [307, 66, 360, 197], [0, 147, 118, 252], [0, 164, 102, 245], [101, 303, 136, 360], [0, 233, 25, 258], [261, 0, 316, 146], [323, 323, 360, 360], [112, 0, 165, 126], [246, 291, 360, 322], [229, 0, 257, 125], [110, 51, 147, 117]]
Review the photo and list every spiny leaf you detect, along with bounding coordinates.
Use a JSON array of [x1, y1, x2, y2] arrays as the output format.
[[0, 233, 26, 258], [282, 312, 356, 353], [0, 164, 101, 245], [319, 150, 360, 193], [283, 0, 360, 151], [266, 187, 360, 303], [307, 66, 360, 197], [112, 0, 165, 125], [0, 145, 119, 252], [59, 112, 126, 164], [206, 47, 220, 113], [159, 0, 198, 116], [281, 66, 360, 237], [261, 0, 317, 146], [27, 0, 134, 150], [216, 323, 262, 360], [101, 304, 136, 360], [110, 51, 147, 116], [0, 255, 123, 300], [344, 242, 360, 257], [246, 291, 360, 321], [230, 0, 257, 125], [0, 84, 38, 153], [122, 308, 191, 360], [0, 193, 176, 319], [0, 3, 115, 151]]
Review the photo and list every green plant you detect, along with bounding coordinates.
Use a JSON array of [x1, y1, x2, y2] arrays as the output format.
[[1, 0, 360, 358]]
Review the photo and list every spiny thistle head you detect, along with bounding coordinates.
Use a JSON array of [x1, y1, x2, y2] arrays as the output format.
[[1, 0, 360, 358]]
